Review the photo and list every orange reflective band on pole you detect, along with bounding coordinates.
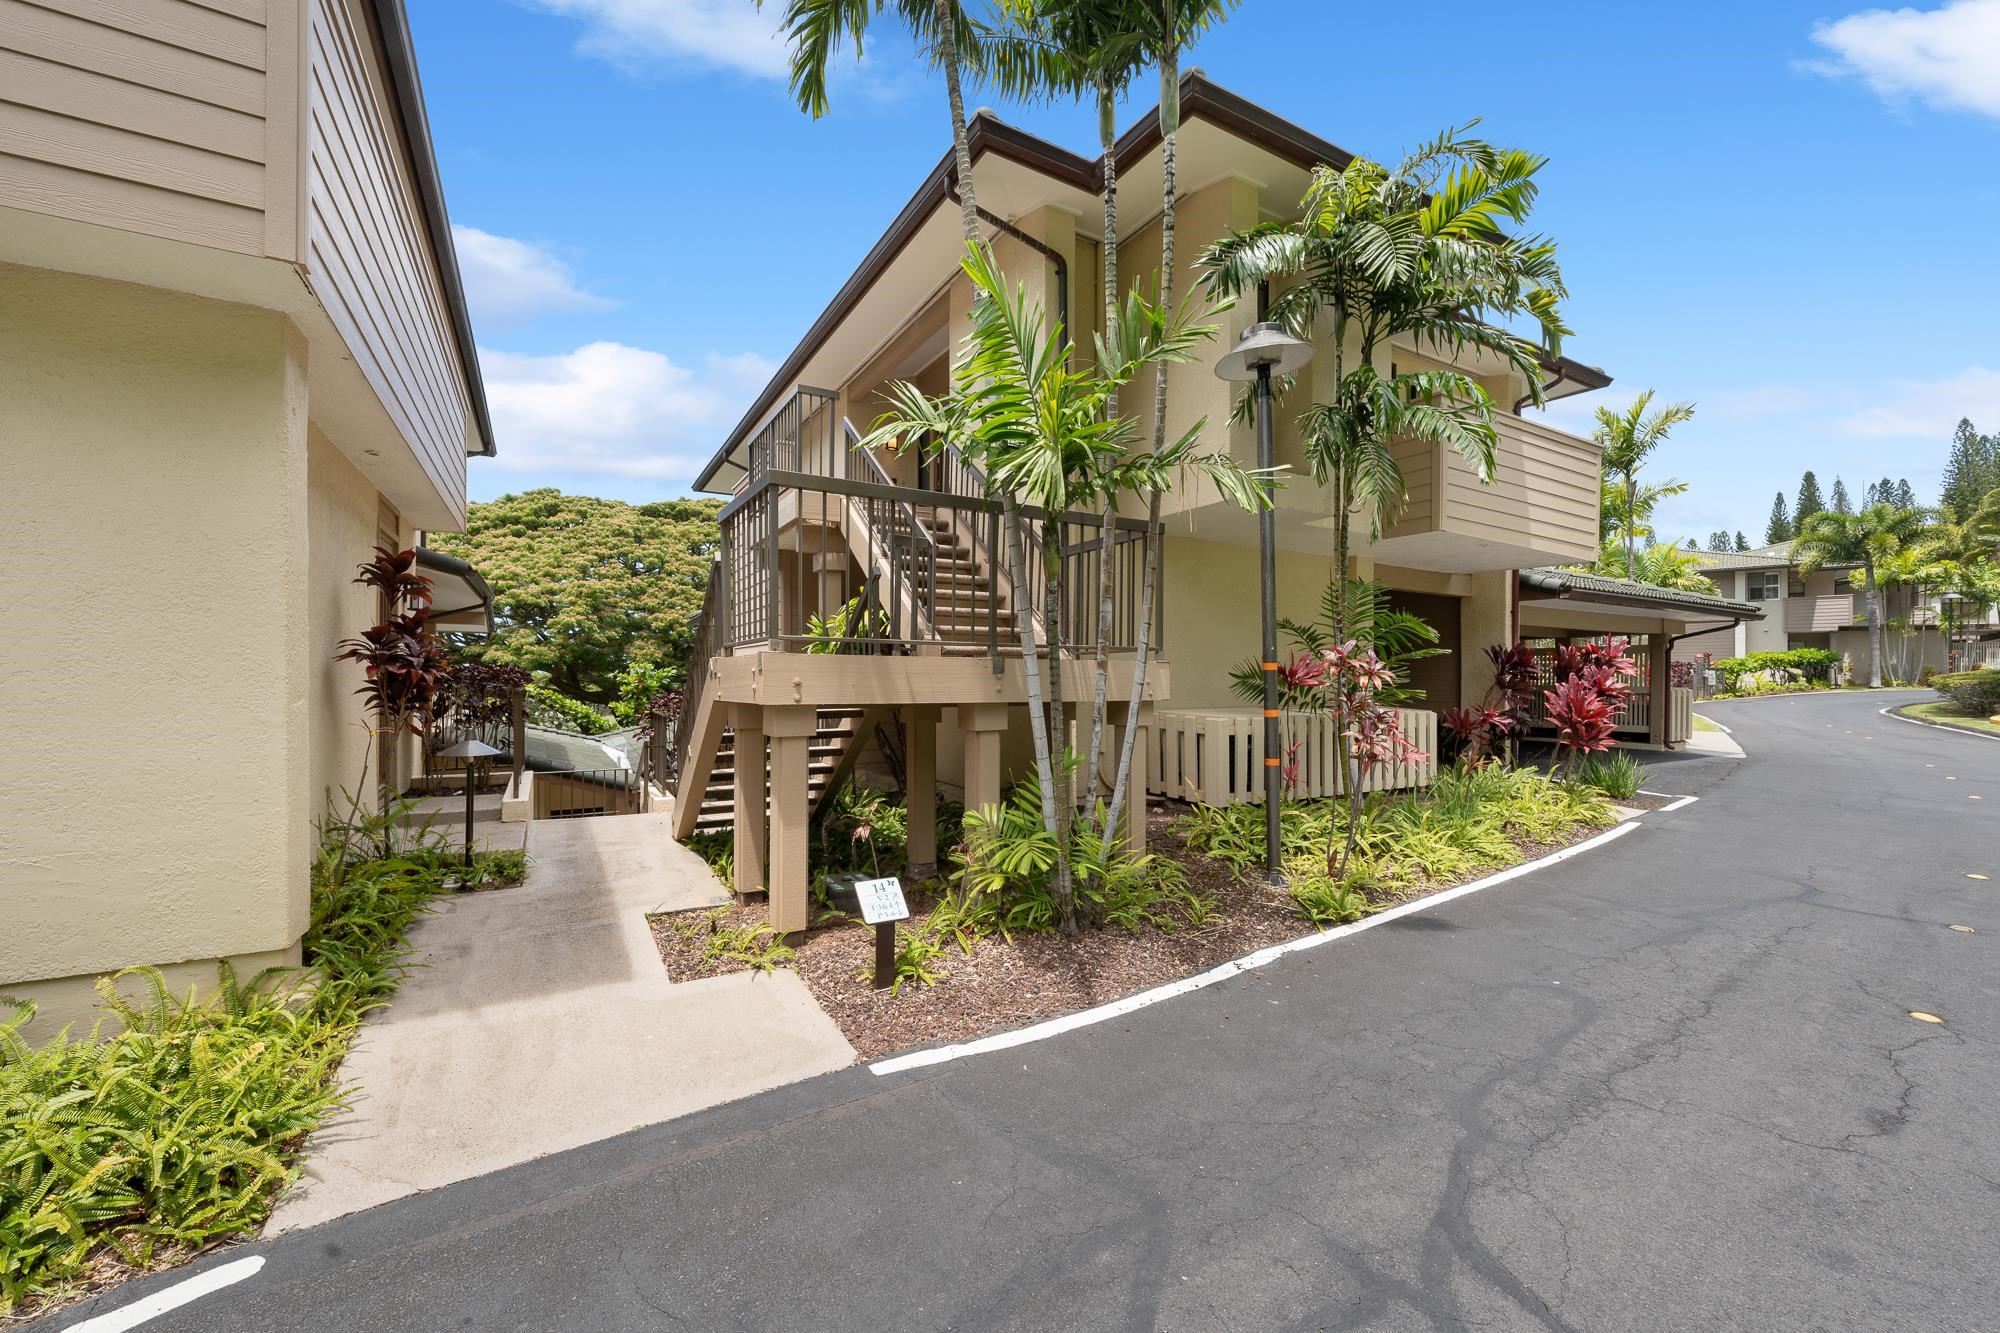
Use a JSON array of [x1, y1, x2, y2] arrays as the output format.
[[1264, 757, 1282, 766], [1263, 709, 1280, 718], [1262, 661, 1279, 671]]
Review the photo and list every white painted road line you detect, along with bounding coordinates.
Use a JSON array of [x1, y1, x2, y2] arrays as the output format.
[[1697, 714, 1732, 734], [65, 1256, 264, 1332], [1880, 704, 2000, 741], [870, 820, 1644, 1077]]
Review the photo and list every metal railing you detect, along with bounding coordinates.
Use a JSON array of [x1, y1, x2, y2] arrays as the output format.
[[532, 767, 649, 819], [668, 558, 723, 788]]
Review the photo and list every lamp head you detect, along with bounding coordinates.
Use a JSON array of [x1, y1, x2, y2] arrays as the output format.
[[1214, 321, 1315, 382]]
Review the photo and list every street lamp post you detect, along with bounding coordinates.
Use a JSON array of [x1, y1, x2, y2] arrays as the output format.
[[1215, 321, 1314, 885]]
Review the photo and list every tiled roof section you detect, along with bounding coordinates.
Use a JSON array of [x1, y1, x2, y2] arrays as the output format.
[[1519, 567, 1763, 617], [1691, 542, 1793, 571]]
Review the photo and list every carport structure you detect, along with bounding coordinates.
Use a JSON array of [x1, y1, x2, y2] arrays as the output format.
[[1516, 568, 1762, 749]]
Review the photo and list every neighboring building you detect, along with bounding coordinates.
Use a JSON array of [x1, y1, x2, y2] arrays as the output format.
[[1679, 543, 1989, 676], [665, 76, 1756, 932], [1, 0, 491, 1036]]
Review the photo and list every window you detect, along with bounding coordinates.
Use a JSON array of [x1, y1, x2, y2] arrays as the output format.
[[1747, 572, 1782, 601], [1833, 576, 1853, 594], [1787, 575, 1806, 597]]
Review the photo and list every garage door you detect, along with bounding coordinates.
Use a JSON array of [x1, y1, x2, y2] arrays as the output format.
[[1386, 591, 1461, 713]]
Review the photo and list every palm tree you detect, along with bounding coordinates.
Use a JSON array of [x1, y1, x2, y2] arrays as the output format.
[[1593, 391, 1694, 575], [1794, 503, 1926, 687], [1596, 540, 1713, 593], [865, 242, 1268, 929], [989, 0, 1150, 827], [768, 0, 998, 244], [1105, 0, 1237, 844], [1200, 125, 1568, 837]]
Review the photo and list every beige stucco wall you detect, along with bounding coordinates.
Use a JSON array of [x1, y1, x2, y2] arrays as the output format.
[[307, 424, 391, 819], [0, 262, 312, 1039]]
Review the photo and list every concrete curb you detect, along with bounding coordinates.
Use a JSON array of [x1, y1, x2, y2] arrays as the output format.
[[1881, 704, 2000, 742]]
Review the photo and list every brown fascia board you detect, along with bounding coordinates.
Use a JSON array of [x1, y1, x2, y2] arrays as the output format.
[[695, 71, 1608, 491], [371, 0, 498, 459]]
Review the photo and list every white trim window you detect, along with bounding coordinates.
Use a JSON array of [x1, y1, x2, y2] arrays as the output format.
[[1747, 571, 1782, 601]]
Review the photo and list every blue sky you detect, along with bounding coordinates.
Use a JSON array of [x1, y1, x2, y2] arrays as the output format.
[[412, 0, 2000, 543]]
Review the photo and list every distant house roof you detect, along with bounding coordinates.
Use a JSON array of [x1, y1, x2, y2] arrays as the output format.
[[1519, 567, 1763, 619], [1691, 542, 1793, 572]]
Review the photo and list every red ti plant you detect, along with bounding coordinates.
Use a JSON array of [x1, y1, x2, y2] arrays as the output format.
[[1545, 638, 1637, 774], [337, 547, 448, 799], [1440, 706, 1515, 763], [1307, 641, 1426, 881]]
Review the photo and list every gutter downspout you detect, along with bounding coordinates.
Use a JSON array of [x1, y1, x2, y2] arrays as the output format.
[[948, 185, 1069, 352], [1515, 365, 1569, 414]]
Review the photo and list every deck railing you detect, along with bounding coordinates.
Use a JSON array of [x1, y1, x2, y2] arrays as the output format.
[[712, 390, 1159, 661]]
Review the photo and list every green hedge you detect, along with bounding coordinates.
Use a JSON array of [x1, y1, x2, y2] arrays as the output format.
[[1933, 669, 2000, 717], [524, 684, 615, 735], [1713, 648, 1841, 690]]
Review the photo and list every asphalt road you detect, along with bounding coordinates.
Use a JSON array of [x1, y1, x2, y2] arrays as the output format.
[[43, 690, 2000, 1332]]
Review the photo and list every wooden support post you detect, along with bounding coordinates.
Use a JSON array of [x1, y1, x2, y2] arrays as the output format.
[[765, 705, 817, 937], [958, 702, 1008, 822], [1647, 624, 1672, 748], [729, 705, 766, 902], [1107, 701, 1151, 851], [904, 705, 940, 878]]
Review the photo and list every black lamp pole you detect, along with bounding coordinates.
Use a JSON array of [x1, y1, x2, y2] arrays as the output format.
[[1255, 358, 1284, 885]]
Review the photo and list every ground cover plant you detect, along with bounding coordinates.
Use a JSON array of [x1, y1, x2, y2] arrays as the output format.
[[654, 765, 1615, 1061], [0, 799, 520, 1316], [1896, 699, 2000, 737], [1932, 669, 2000, 718]]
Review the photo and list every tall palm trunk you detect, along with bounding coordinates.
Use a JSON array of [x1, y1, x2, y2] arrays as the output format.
[[1105, 38, 1181, 843], [1624, 472, 1637, 574], [1864, 560, 1883, 688], [938, 0, 979, 240], [936, 6, 1073, 916], [1084, 77, 1120, 835]]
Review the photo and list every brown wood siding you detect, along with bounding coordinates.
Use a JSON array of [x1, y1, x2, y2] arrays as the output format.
[[1442, 415, 1600, 563], [1674, 623, 1738, 663], [1389, 590, 1461, 713], [305, 0, 469, 517], [1384, 435, 1435, 538], [0, 0, 273, 253]]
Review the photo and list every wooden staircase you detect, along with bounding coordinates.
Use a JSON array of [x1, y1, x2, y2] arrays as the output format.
[[884, 506, 1015, 653], [684, 706, 870, 834]]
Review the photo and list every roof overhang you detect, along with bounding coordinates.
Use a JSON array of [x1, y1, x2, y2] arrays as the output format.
[[693, 72, 1609, 492], [416, 546, 493, 634], [1518, 568, 1764, 628], [369, 0, 496, 460]]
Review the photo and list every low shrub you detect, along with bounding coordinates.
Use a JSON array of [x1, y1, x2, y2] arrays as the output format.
[[524, 684, 615, 735], [1175, 764, 1615, 923], [1570, 751, 1646, 800], [1933, 669, 2000, 717], [1713, 648, 1840, 691], [955, 775, 1212, 940], [0, 799, 461, 1315], [673, 909, 796, 974]]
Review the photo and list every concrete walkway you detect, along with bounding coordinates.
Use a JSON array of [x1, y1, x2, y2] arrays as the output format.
[[269, 812, 854, 1233]]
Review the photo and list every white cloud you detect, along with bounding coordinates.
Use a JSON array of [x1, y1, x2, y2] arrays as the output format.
[[1836, 366, 2000, 437], [525, 0, 790, 78], [1809, 0, 2000, 118], [452, 225, 613, 331], [480, 341, 775, 483]]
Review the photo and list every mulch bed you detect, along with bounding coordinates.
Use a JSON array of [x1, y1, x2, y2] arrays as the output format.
[[649, 805, 1619, 1064]]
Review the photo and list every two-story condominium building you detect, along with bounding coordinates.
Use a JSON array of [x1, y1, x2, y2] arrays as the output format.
[[1679, 542, 1986, 677], [1, 0, 490, 1036], [666, 76, 1758, 934]]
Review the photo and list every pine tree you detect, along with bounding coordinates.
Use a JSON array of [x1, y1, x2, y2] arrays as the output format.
[[1793, 470, 1825, 527], [1684, 537, 1697, 550], [1893, 478, 1916, 510], [1706, 529, 1731, 551], [1941, 418, 1987, 519], [1764, 491, 1793, 544], [1734, 531, 1749, 551], [1830, 477, 1852, 514]]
